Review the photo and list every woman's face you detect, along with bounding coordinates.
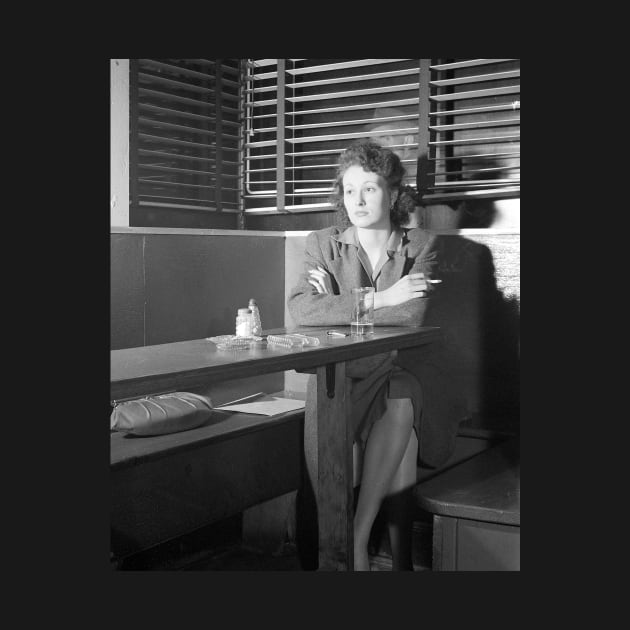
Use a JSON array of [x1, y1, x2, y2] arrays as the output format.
[[342, 165, 392, 230]]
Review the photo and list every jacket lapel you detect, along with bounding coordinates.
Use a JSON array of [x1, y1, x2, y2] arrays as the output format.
[[329, 245, 369, 289], [378, 251, 407, 289], [329, 227, 408, 290]]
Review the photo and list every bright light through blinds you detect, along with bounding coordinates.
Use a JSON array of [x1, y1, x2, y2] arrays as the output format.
[[244, 58, 520, 213], [244, 59, 421, 214], [423, 58, 520, 202]]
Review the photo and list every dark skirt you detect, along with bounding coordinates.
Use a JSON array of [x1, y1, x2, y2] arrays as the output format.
[[304, 346, 462, 469], [350, 359, 423, 459]]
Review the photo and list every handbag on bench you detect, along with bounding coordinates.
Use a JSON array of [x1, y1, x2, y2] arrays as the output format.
[[110, 392, 214, 436]]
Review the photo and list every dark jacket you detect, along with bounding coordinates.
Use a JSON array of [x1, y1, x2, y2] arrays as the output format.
[[287, 225, 465, 468]]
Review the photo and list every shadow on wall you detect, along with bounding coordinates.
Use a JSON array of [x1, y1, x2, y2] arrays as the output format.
[[425, 234, 520, 433], [418, 158, 520, 427], [457, 195, 498, 229]]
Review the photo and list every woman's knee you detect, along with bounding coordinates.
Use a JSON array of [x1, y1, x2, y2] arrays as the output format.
[[381, 397, 414, 431], [385, 397, 413, 418]]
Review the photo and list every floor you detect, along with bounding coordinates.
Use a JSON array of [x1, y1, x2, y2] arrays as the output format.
[[182, 542, 429, 571], [114, 516, 433, 571]]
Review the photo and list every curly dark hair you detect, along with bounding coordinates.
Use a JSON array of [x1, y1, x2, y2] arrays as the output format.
[[330, 141, 419, 228]]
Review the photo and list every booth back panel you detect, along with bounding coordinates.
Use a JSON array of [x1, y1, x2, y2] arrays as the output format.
[[111, 231, 286, 349], [111, 233, 145, 350]]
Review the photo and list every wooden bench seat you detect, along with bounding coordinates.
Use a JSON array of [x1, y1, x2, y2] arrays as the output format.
[[414, 437, 520, 571], [111, 392, 305, 561]]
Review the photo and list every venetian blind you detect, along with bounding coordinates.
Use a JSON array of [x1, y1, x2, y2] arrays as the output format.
[[420, 58, 520, 203], [129, 58, 243, 214], [244, 59, 421, 214], [244, 58, 520, 214]]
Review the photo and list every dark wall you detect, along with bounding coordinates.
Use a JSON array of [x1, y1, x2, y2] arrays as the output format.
[[131, 206, 239, 230], [111, 230, 285, 350], [245, 211, 337, 232], [426, 233, 520, 433], [111, 234, 145, 349]]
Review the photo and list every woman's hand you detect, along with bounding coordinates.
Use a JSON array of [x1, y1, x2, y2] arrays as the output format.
[[374, 272, 429, 308], [308, 265, 334, 294]]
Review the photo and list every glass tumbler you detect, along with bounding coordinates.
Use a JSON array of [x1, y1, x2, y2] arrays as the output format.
[[351, 287, 375, 335]]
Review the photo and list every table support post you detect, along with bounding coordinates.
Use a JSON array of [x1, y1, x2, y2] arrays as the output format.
[[325, 364, 335, 398], [316, 361, 354, 571]]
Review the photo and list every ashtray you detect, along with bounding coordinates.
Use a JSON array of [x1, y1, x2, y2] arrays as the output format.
[[207, 334, 262, 350]]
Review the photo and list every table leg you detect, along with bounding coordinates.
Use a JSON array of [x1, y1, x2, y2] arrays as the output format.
[[316, 361, 354, 571]]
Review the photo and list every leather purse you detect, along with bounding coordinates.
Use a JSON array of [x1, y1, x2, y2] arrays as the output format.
[[110, 392, 213, 436]]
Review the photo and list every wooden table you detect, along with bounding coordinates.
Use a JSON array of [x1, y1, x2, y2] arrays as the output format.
[[111, 325, 441, 571]]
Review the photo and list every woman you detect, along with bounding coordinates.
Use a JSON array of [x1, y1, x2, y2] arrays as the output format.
[[288, 141, 462, 571]]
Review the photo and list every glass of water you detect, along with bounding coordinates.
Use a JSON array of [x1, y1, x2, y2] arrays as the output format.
[[351, 287, 375, 335]]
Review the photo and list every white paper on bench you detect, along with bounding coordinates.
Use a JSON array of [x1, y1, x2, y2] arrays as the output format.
[[215, 393, 306, 416]]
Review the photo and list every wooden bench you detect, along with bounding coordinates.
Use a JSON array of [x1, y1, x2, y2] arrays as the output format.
[[413, 437, 520, 571], [110, 393, 305, 562]]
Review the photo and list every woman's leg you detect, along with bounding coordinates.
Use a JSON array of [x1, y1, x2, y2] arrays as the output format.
[[385, 428, 418, 570], [353, 397, 414, 571]]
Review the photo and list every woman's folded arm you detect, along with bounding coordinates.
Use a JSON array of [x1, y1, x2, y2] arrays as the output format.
[[287, 232, 354, 325]]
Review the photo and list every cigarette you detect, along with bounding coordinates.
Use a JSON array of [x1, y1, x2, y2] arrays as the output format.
[[427, 279, 442, 284]]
